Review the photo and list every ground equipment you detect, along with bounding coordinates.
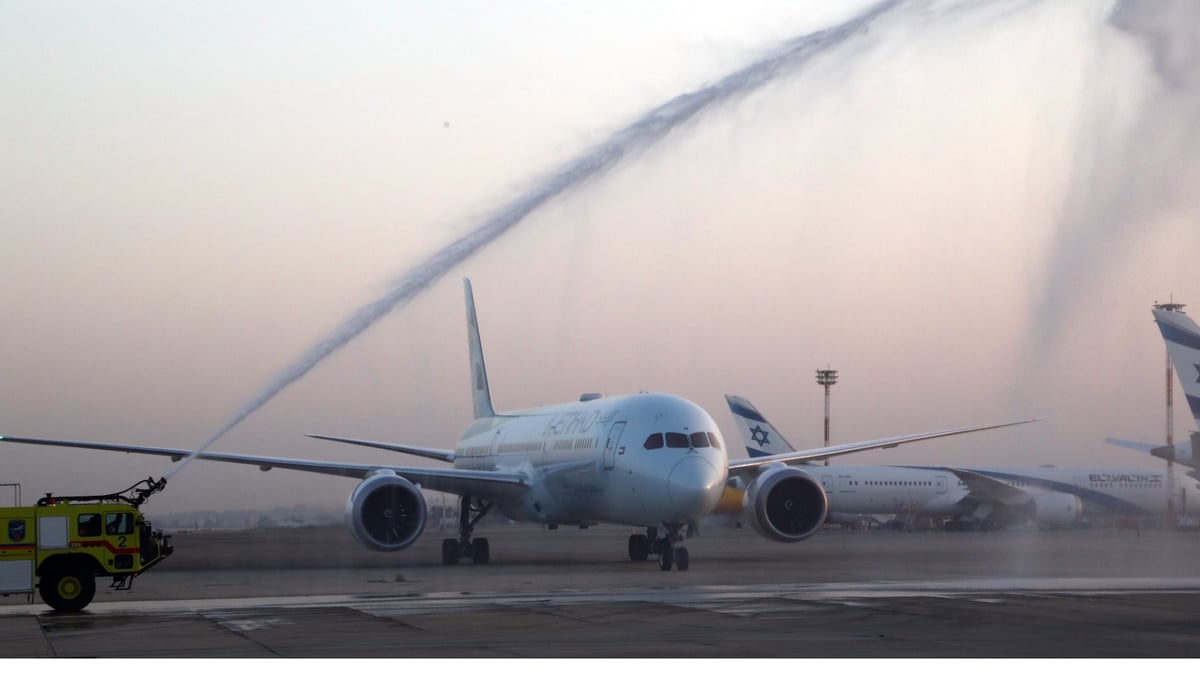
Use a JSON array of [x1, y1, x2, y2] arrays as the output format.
[[0, 478, 173, 611]]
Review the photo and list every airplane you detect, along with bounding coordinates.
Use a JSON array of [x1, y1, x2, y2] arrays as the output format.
[[727, 394, 1200, 529], [0, 279, 1034, 570], [1107, 305, 1200, 471]]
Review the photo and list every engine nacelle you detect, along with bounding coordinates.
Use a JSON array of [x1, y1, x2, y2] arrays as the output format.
[[345, 471, 428, 551], [1031, 491, 1081, 529], [744, 465, 829, 542]]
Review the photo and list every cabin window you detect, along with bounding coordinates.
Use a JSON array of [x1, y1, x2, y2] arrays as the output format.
[[690, 432, 710, 448], [77, 513, 101, 537], [665, 432, 689, 448], [106, 512, 135, 536], [643, 433, 664, 450]]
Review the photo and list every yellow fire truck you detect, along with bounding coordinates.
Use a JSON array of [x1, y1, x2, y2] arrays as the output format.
[[0, 478, 173, 611]]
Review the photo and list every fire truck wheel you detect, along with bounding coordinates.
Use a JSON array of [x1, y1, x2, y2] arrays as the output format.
[[39, 563, 96, 612]]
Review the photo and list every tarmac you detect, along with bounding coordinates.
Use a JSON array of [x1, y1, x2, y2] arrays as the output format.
[[4, 522, 1200, 657]]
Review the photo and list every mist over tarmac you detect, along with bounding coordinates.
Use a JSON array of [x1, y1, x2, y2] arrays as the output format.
[[2, 1, 1199, 513]]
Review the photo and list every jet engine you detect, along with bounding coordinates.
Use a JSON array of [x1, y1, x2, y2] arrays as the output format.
[[744, 465, 829, 542], [1031, 491, 1082, 529], [345, 471, 428, 551]]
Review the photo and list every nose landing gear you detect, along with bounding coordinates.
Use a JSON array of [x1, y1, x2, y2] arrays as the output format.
[[658, 542, 688, 571], [628, 525, 690, 571]]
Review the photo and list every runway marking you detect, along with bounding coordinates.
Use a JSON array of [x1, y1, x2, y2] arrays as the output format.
[[208, 613, 295, 633], [7, 577, 1200, 619]]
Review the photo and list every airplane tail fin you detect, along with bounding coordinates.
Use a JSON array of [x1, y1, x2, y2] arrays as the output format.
[[1154, 306, 1200, 429], [724, 394, 798, 457], [464, 278, 496, 419], [1103, 306, 1200, 468]]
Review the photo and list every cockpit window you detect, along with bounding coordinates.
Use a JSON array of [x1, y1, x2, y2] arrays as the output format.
[[646, 431, 722, 450], [665, 432, 689, 448]]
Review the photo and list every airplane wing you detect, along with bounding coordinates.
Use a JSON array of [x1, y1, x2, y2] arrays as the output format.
[[306, 434, 455, 463], [0, 435, 527, 501], [937, 467, 1032, 506], [726, 419, 1038, 475]]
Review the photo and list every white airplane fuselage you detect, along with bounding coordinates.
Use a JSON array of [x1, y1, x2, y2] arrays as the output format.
[[451, 392, 729, 527], [809, 465, 966, 518], [969, 465, 1198, 518], [813, 464, 1198, 521]]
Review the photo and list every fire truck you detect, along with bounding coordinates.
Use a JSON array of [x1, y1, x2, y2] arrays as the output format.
[[0, 478, 173, 611]]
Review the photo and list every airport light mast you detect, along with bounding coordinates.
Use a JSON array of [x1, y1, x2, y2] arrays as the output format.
[[1156, 300, 1186, 527], [816, 368, 838, 465]]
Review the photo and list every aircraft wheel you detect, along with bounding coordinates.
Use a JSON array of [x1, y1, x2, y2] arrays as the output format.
[[471, 537, 490, 565], [441, 538, 460, 565], [39, 562, 96, 612], [628, 534, 649, 561], [658, 544, 674, 571], [674, 547, 689, 571]]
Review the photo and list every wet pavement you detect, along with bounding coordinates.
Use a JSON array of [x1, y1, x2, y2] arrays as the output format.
[[4, 524, 1200, 657]]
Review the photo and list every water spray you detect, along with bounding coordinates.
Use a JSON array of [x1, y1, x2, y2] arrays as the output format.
[[161, 0, 901, 483]]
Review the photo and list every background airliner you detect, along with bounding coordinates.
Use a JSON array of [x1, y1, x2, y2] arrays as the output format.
[[728, 395, 1199, 529], [0, 280, 1032, 570], [1108, 306, 1200, 471]]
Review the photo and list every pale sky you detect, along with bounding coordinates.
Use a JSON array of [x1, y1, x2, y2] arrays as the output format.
[[2, 0, 1198, 514]]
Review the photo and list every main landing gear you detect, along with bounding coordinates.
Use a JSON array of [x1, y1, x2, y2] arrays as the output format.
[[442, 495, 493, 565], [627, 525, 689, 571]]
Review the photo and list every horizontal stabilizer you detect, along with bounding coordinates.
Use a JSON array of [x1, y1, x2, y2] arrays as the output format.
[[1105, 438, 1161, 454], [1105, 437, 1193, 464]]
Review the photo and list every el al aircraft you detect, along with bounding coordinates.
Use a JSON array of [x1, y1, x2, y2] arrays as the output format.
[[0, 280, 1034, 570], [728, 395, 1200, 529], [1108, 304, 1200, 473]]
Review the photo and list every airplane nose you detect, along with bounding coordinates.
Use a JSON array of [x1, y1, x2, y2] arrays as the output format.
[[667, 455, 723, 519]]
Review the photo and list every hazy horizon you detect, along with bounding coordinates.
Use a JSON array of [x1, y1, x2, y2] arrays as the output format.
[[3, 0, 1199, 513]]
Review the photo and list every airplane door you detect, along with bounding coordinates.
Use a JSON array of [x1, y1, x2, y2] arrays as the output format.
[[936, 476, 947, 494], [603, 422, 626, 470], [490, 428, 507, 456]]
